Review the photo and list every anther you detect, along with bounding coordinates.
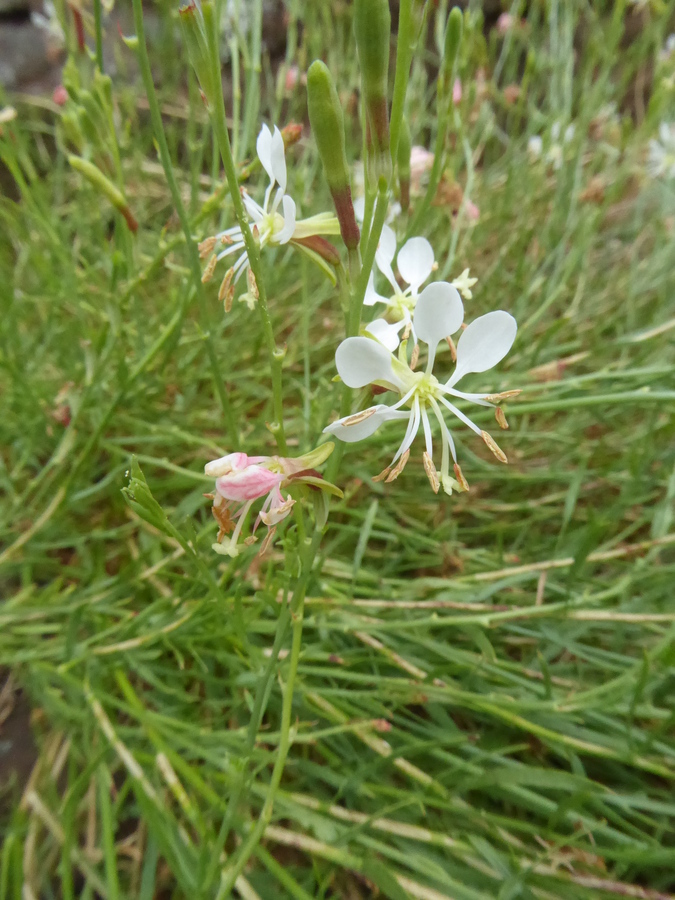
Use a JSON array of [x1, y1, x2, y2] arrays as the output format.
[[422, 452, 440, 493], [219, 267, 235, 312], [201, 253, 218, 283], [372, 466, 391, 482], [198, 236, 217, 259], [247, 269, 259, 300], [410, 343, 420, 371], [495, 407, 509, 430], [385, 448, 410, 482], [453, 462, 470, 491], [481, 430, 508, 463], [343, 407, 377, 426], [484, 389, 521, 402]]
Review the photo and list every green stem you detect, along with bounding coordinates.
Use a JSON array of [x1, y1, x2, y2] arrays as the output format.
[[216, 531, 320, 898], [388, 0, 414, 163], [93, 0, 104, 71], [203, 7, 288, 453], [350, 179, 389, 337], [130, 0, 238, 447]]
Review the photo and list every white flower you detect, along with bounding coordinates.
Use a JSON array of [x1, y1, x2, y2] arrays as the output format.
[[200, 124, 339, 305], [648, 123, 675, 179], [324, 284, 519, 494], [528, 135, 543, 159], [362, 224, 435, 349], [528, 122, 575, 170]]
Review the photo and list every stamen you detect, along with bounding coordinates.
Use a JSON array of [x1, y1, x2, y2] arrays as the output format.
[[484, 389, 522, 402], [402, 322, 412, 341], [220, 234, 234, 246], [198, 236, 217, 259], [342, 407, 377, 426], [385, 448, 410, 482], [453, 463, 470, 491], [422, 452, 440, 493], [219, 267, 235, 312], [247, 269, 259, 301], [260, 526, 277, 555], [446, 335, 457, 363], [410, 343, 419, 371], [495, 407, 509, 430], [481, 430, 508, 463], [201, 253, 218, 283], [372, 466, 391, 482]]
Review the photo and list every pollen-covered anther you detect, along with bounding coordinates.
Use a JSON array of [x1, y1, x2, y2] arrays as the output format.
[[342, 407, 377, 427], [481, 430, 508, 463], [453, 463, 470, 492], [372, 466, 391, 483], [495, 407, 509, 430], [410, 343, 419, 371], [247, 268, 259, 300], [219, 267, 235, 311], [484, 389, 522, 402], [402, 322, 412, 341], [446, 335, 457, 363], [385, 449, 410, 483], [201, 253, 218, 283], [260, 526, 277, 555], [220, 234, 233, 246], [198, 236, 217, 259], [422, 452, 440, 493]]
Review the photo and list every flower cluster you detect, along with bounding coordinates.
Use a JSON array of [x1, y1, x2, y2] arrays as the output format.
[[204, 444, 340, 557], [325, 284, 519, 494], [200, 124, 340, 309]]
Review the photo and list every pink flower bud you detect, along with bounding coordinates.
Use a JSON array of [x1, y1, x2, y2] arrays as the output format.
[[496, 13, 514, 35], [465, 200, 480, 222], [53, 85, 68, 106]]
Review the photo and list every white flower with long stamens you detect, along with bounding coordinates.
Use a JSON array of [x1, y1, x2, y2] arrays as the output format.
[[324, 284, 518, 494], [205, 445, 341, 557], [200, 124, 340, 305], [648, 123, 675, 179]]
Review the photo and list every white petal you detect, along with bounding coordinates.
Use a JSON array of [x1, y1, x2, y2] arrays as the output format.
[[365, 317, 405, 351], [353, 195, 366, 222], [375, 224, 398, 289], [335, 336, 400, 388], [397, 237, 434, 295], [256, 124, 274, 185], [364, 271, 388, 306], [270, 126, 287, 193], [447, 310, 517, 387], [323, 405, 409, 443], [243, 193, 265, 222], [275, 195, 296, 244], [413, 282, 464, 350]]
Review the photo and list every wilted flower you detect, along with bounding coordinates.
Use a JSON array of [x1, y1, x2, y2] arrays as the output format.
[[200, 124, 340, 308], [648, 123, 675, 179], [205, 444, 340, 557], [324, 284, 519, 494]]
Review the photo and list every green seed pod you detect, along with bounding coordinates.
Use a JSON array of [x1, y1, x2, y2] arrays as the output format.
[[441, 6, 463, 94], [307, 60, 359, 250], [397, 115, 411, 212], [354, 0, 391, 163]]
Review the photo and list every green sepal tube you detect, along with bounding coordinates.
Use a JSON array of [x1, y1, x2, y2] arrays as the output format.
[[178, 2, 215, 107], [397, 115, 411, 212], [440, 6, 463, 97], [307, 60, 360, 250], [354, 0, 391, 174]]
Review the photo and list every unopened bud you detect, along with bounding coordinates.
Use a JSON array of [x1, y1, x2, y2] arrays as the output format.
[[397, 116, 412, 212], [440, 7, 463, 95], [354, 0, 391, 178], [292, 235, 341, 267], [68, 154, 138, 232], [307, 60, 360, 250], [481, 430, 508, 463], [281, 122, 303, 148], [179, 3, 216, 106]]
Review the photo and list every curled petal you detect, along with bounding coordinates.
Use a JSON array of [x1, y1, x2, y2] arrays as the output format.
[[397, 237, 434, 295], [205, 452, 249, 477], [216, 466, 282, 502], [243, 193, 265, 223], [375, 224, 398, 289], [447, 310, 517, 387], [260, 490, 295, 526], [323, 405, 409, 443], [335, 336, 403, 389], [364, 271, 388, 306], [256, 124, 275, 186], [365, 317, 405, 352], [413, 282, 464, 350], [275, 195, 297, 244], [270, 126, 287, 193]]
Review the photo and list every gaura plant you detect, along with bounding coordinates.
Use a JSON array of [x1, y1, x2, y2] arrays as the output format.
[[128, 0, 521, 888]]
